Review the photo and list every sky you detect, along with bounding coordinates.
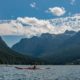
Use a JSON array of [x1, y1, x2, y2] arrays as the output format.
[[0, 0, 80, 47], [0, 0, 79, 19]]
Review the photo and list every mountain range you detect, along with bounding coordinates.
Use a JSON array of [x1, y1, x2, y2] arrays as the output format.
[[12, 30, 80, 64], [0, 30, 80, 64]]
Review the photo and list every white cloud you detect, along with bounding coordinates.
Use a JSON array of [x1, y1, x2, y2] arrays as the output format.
[[48, 7, 66, 16], [70, 0, 75, 5], [0, 15, 80, 37], [30, 2, 36, 8]]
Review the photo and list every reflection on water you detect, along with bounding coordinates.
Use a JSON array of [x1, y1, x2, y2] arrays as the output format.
[[0, 65, 80, 80]]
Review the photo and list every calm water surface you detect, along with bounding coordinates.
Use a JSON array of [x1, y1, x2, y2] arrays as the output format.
[[0, 65, 80, 80]]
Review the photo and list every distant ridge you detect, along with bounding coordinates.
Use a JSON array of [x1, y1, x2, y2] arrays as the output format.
[[12, 30, 80, 64]]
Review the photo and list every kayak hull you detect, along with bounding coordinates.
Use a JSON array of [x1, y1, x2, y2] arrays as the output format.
[[15, 67, 41, 70]]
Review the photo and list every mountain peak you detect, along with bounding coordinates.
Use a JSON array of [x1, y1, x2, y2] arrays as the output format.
[[64, 30, 76, 34]]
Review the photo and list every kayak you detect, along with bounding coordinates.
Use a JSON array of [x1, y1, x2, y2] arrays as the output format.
[[15, 67, 50, 70], [15, 67, 41, 70]]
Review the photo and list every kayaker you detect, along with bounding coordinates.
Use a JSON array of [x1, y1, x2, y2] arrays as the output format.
[[33, 65, 36, 69]]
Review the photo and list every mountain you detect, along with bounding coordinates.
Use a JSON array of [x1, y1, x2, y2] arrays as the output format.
[[12, 30, 80, 64], [0, 36, 39, 64], [12, 31, 73, 57], [42, 31, 80, 64]]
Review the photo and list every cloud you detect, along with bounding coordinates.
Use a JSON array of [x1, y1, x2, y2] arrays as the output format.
[[30, 2, 36, 8], [0, 15, 80, 37], [48, 7, 66, 16], [70, 0, 75, 5]]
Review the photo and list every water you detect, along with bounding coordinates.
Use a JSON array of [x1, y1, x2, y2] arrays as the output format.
[[0, 65, 80, 80]]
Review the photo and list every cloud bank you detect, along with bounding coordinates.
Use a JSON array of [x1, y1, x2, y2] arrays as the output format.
[[48, 7, 66, 16], [0, 15, 80, 37]]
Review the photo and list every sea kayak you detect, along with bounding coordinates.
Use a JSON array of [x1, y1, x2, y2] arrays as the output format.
[[15, 67, 50, 70], [15, 67, 41, 70]]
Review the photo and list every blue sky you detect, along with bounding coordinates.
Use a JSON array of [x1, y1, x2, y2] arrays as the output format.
[[1, 0, 80, 47], [0, 0, 79, 19]]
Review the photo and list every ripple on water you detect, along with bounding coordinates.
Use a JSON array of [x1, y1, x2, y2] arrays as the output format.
[[0, 65, 80, 80]]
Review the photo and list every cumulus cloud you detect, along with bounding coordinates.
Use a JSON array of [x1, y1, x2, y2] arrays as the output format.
[[30, 2, 36, 8], [48, 7, 66, 16], [0, 15, 80, 37]]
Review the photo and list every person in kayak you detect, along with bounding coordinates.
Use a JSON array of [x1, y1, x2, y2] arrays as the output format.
[[33, 65, 36, 69]]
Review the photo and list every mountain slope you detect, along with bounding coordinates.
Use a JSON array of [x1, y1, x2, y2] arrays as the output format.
[[42, 31, 80, 64], [12, 33, 69, 56], [0, 37, 37, 64], [11, 31, 80, 64]]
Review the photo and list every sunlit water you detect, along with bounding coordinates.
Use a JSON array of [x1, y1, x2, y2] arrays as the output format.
[[0, 65, 80, 80]]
